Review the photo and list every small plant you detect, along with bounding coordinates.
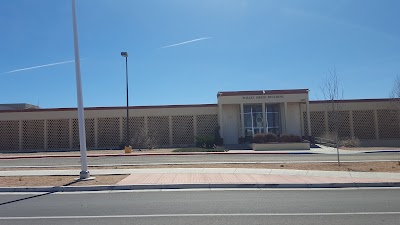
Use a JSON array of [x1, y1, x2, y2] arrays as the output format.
[[195, 136, 216, 149], [340, 137, 360, 147], [252, 133, 278, 143], [130, 128, 159, 150], [253, 133, 265, 143], [279, 134, 302, 143], [264, 133, 278, 143]]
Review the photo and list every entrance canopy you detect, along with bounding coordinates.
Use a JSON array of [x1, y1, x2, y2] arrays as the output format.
[[217, 89, 311, 144]]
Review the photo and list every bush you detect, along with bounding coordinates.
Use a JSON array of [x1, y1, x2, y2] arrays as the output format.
[[264, 133, 278, 143], [252, 133, 278, 143], [279, 134, 302, 143], [195, 136, 216, 149], [129, 128, 159, 149], [253, 133, 265, 143], [340, 137, 360, 147]]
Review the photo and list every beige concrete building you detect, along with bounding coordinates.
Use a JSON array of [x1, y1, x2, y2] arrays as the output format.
[[0, 89, 399, 151]]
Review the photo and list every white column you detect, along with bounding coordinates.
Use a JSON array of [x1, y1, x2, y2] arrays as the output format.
[[374, 109, 379, 140], [169, 116, 173, 146], [193, 115, 197, 143], [306, 100, 312, 137], [19, 120, 23, 150], [94, 118, 98, 149], [218, 103, 223, 137], [324, 110, 329, 135], [299, 104, 304, 136], [144, 116, 148, 134], [283, 102, 288, 133], [69, 119, 73, 149], [349, 110, 354, 138], [262, 103, 266, 133], [240, 103, 245, 137], [119, 117, 123, 143], [44, 120, 48, 150]]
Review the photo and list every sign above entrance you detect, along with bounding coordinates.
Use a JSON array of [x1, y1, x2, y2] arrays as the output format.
[[218, 92, 308, 104], [242, 95, 284, 100]]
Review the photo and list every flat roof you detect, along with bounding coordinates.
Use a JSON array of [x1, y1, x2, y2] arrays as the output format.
[[217, 89, 309, 97], [0, 104, 218, 113]]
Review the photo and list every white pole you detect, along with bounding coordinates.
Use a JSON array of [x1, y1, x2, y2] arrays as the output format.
[[72, 0, 90, 179], [251, 107, 255, 136]]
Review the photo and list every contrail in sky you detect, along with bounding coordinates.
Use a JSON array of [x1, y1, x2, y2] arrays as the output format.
[[3, 59, 82, 74], [161, 37, 212, 49]]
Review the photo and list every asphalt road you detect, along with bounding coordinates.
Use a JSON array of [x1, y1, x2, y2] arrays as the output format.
[[0, 189, 399, 224], [1, 153, 400, 167]]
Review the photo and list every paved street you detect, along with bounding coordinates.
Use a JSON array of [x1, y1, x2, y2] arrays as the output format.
[[1, 153, 399, 168], [0, 189, 399, 224]]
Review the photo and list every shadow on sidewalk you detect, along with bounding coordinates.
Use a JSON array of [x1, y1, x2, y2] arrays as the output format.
[[0, 179, 82, 206]]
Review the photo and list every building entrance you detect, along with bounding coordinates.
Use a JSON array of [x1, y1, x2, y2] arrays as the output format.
[[242, 104, 281, 139]]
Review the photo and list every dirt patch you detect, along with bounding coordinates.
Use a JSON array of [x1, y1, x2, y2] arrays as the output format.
[[0, 175, 128, 187], [2, 162, 400, 173], [0, 148, 175, 157]]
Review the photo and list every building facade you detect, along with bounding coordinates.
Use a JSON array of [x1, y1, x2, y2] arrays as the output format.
[[1, 89, 399, 151]]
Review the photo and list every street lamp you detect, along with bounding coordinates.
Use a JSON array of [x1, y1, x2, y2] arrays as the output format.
[[121, 52, 131, 152], [72, 0, 93, 180]]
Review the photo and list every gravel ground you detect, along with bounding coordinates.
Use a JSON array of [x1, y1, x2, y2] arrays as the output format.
[[0, 175, 128, 187], [1, 162, 400, 172]]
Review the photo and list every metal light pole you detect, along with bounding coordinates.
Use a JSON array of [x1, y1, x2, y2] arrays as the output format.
[[72, 0, 92, 180], [121, 52, 130, 148]]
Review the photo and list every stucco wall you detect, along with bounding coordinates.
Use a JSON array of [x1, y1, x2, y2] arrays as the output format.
[[286, 102, 302, 136], [221, 104, 240, 144], [0, 105, 219, 151]]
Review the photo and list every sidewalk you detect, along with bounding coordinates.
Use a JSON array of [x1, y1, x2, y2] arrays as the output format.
[[1, 168, 400, 191], [2, 147, 399, 160]]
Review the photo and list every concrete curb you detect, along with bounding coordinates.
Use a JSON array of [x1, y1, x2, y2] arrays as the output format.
[[364, 150, 400, 154], [1, 182, 400, 192], [0, 151, 318, 160]]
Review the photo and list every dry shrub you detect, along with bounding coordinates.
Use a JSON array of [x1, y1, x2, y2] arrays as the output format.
[[340, 137, 361, 147], [130, 128, 159, 149], [279, 134, 302, 143]]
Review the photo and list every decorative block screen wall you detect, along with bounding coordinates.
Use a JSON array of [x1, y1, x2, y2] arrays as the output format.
[[122, 117, 145, 144], [47, 119, 69, 149], [328, 111, 351, 138], [0, 121, 19, 150], [377, 110, 400, 139], [72, 118, 95, 149], [172, 116, 194, 145], [304, 111, 326, 137], [196, 114, 218, 137], [148, 116, 170, 146], [97, 118, 120, 148], [22, 120, 44, 150], [353, 110, 375, 139]]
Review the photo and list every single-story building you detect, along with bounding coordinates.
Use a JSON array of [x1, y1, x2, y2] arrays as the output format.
[[0, 89, 399, 151]]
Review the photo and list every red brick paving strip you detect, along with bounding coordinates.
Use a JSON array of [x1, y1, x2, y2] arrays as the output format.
[[116, 173, 400, 185]]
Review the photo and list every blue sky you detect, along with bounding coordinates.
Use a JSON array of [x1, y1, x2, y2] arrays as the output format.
[[1, 0, 399, 108]]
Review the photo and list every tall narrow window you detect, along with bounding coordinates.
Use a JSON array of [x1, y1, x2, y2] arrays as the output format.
[[243, 104, 263, 137], [266, 104, 281, 134]]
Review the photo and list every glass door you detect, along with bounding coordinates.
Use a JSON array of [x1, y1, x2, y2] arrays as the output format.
[[243, 104, 264, 138], [266, 104, 281, 135]]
